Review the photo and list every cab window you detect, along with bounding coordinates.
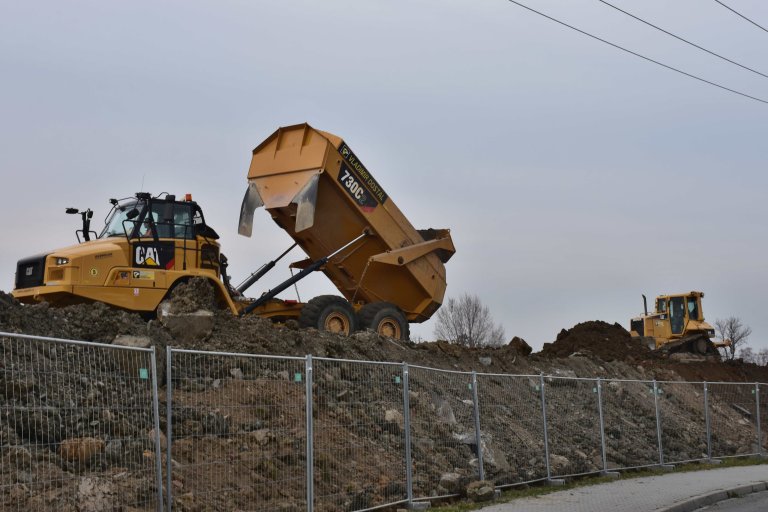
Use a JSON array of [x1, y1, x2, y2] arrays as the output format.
[[657, 299, 667, 314], [141, 202, 193, 239], [687, 297, 700, 320]]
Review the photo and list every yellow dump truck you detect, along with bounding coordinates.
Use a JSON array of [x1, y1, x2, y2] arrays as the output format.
[[12, 124, 455, 340], [629, 291, 727, 356]]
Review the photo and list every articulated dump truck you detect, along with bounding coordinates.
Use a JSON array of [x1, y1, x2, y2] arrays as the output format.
[[12, 123, 455, 340]]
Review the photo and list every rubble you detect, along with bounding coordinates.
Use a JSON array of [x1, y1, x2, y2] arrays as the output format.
[[1, 281, 767, 510]]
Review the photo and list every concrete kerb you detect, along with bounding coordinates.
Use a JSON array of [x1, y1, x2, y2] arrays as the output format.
[[656, 481, 768, 512]]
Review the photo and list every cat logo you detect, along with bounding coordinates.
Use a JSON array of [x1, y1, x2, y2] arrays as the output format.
[[135, 246, 160, 267], [133, 242, 175, 269]]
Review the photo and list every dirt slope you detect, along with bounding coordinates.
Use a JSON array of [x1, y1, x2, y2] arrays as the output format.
[[2, 283, 767, 511]]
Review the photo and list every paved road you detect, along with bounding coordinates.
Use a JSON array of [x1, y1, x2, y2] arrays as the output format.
[[478, 465, 768, 512], [698, 490, 768, 512]]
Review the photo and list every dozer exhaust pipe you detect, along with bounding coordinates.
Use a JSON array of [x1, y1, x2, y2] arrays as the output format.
[[239, 232, 368, 316], [642, 294, 648, 316]]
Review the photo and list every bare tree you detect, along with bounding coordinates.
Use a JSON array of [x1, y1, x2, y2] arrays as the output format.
[[715, 316, 752, 360], [433, 293, 505, 347], [738, 346, 768, 365]]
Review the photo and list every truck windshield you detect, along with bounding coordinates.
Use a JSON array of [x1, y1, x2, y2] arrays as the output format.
[[100, 202, 141, 238]]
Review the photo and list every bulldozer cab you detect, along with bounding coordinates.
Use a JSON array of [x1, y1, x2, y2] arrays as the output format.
[[655, 293, 703, 337]]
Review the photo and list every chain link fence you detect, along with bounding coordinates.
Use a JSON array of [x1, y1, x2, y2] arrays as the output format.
[[543, 377, 602, 478], [165, 349, 307, 512], [311, 357, 407, 512], [407, 366, 477, 501], [601, 379, 660, 470], [657, 381, 709, 464], [3, 333, 768, 512], [475, 373, 547, 487], [0, 332, 163, 511]]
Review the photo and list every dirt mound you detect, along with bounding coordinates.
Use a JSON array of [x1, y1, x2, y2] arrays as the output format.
[[539, 320, 651, 362], [164, 278, 217, 314]]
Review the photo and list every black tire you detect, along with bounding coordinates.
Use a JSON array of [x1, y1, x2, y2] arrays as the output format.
[[299, 295, 356, 335], [357, 302, 410, 341]]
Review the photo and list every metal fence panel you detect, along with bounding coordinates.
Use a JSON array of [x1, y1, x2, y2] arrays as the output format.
[[311, 358, 406, 512], [544, 377, 602, 478], [166, 350, 306, 511], [657, 381, 707, 464], [601, 380, 659, 470], [0, 333, 162, 511], [707, 383, 759, 458], [475, 374, 546, 486], [407, 366, 476, 499], [760, 384, 768, 456]]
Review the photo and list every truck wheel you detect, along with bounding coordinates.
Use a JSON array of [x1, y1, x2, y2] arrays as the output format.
[[358, 302, 410, 341], [299, 295, 356, 335]]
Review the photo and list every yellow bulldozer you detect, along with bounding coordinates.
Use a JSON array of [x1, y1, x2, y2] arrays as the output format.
[[11, 124, 455, 340], [629, 291, 729, 356]]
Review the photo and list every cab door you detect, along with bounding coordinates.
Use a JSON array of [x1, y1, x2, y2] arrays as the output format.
[[669, 296, 686, 335]]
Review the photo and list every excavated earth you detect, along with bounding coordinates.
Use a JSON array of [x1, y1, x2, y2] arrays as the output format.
[[1, 282, 768, 511]]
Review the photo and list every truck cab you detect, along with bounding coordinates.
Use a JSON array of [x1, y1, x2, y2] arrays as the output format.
[[13, 193, 231, 314]]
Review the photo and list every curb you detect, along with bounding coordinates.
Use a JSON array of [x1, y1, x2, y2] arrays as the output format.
[[657, 481, 768, 512]]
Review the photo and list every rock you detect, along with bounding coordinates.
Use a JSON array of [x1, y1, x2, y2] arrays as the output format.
[[478, 356, 492, 367], [77, 477, 117, 512], [59, 437, 105, 464], [550, 454, 570, 472], [250, 429, 272, 445], [384, 409, 404, 434], [466, 480, 495, 502], [433, 396, 457, 424], [509, 336, 532, 356], [3, 446, 32, 466], [158, 305, 214, 343], [229, 368, 244, 380], [439, 472, 466, 494]]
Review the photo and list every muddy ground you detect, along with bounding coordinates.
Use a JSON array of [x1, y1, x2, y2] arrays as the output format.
[[1, 283, 767, 511]]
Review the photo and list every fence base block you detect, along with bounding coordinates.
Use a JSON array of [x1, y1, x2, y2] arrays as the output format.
[[547, 478, 566, 486], [659, 464, 676, 472], [601, 471, 620, 479], [703, 458, 723, 465], [401, 501, 431, 510]]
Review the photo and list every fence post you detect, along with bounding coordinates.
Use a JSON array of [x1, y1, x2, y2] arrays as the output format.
[[653, 380, 664, 465], [471, 371, 484, 481], [165, 347, 174, 512], [305, 355, 314, 512], [596, 378, 608, 473], [756, 383, 762, 457], [539, 373, 552, 481], [402, 363, 414, 506], [704, 382, 713, 461], [149, 346, 164, 512]]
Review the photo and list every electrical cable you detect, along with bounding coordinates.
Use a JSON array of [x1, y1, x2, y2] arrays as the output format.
[[596, 0, 768, 80], [505, 0, 768, 105], [714, 0, 768, 34]]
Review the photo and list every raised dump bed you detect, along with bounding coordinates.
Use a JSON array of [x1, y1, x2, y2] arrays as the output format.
[[239, 123, 454, 323]]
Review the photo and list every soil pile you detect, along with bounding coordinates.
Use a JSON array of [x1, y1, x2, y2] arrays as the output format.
[[2, 283, 768, 511], [540, 320, 651, 362]]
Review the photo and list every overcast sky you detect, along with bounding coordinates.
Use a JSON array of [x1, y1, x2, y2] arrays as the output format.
[[1, 0, 766, 352]]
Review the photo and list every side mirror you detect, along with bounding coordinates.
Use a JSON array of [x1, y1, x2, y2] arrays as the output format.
[[66, 208, 79, 215]]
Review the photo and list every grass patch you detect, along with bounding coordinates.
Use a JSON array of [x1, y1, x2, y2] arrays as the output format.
[[429, 457, 768, 511]]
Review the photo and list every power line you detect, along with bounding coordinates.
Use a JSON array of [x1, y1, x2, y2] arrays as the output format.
[[714, 0, 768, 34], [596, 0, 768, 80], [505, 0, 768, 105]]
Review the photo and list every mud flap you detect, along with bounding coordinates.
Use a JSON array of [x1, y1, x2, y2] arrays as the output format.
[[292, 174, 319, 232], [238, 182, 264, 237]]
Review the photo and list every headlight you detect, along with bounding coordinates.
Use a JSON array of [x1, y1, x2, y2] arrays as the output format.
[[55, 257, 70, 266]]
